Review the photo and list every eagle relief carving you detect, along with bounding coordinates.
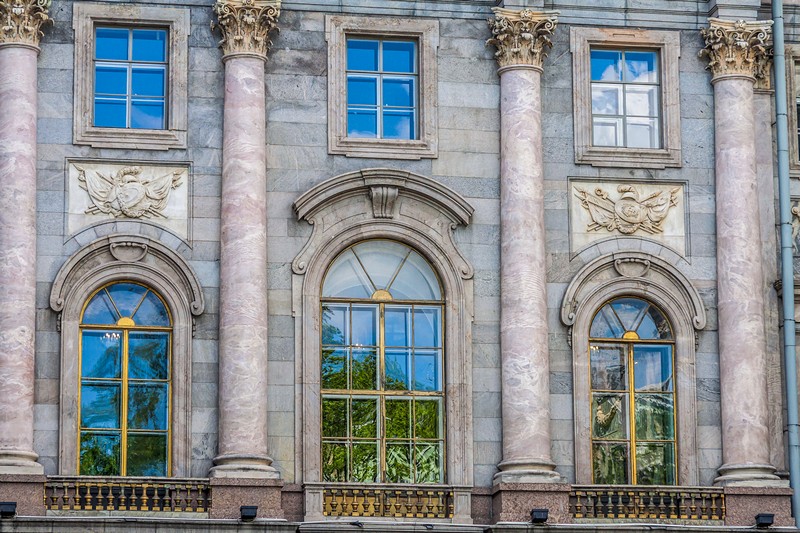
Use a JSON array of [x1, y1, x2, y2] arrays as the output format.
[[574, 184, 680, 235], [76, 165, 184, 219]]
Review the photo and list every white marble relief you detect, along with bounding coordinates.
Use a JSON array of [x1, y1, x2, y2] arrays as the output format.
[[570, 180, 686, 256], [68, 162, 189, 238]]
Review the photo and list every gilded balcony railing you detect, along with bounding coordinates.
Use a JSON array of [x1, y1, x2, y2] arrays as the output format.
[[570, 486, 725, 521], [45, 477, 210, 513], [323, 486, 453, 519]]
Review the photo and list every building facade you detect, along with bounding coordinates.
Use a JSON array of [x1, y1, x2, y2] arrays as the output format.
[[0, 0, 798, 530]]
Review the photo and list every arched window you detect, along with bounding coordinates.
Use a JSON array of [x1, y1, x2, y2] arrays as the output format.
[[78, 281, 172, 476], [320, 240, 444, 483], [589, 297, 675, 485]]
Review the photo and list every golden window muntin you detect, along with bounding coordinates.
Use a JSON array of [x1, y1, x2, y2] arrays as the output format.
[[319, 240, 446, 484], [588, 296, 676, 485], [77, 281, 173, 477]]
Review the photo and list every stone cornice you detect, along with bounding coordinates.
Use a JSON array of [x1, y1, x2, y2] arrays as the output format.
[[212, 0, 280, 59], [699, 18, 772, 81], [0, 0, 51, 47], [487, 7, 558, 71]]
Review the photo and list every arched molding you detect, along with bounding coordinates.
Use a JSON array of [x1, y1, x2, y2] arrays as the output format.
[[49, 233, 205, 477], [560, 250, 706, 486], [292, 169, 475, 522]]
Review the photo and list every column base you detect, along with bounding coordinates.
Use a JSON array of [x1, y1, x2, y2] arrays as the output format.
[[208, 477, 284, 519], [0, 474, 46, 516], [494, 458, 563, 484], [0, 450, 44, 475], [714, 462, 784, 487], [209, 453, 281, 480], [491, 482, 571, 524]]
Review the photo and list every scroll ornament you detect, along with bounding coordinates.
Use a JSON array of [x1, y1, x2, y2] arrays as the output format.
[[574, 185, 680, 235], [76, 165, 184, 219], [699, 18, 772, 81], [212, 0, 280, 57], [487, 8, 558, 69], [0, 0, 51, 46]]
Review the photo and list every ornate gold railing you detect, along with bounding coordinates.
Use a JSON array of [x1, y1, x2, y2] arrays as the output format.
[[570, 486, 725, 521], [324, 487, 453, 519], [45, 477, 210, 513]]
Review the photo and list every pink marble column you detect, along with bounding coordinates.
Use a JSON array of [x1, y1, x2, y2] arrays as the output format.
[[210, 0, 280, 479], [701, 18, 780, 485], [488, 8, 561, 483], [0, 0, 50, 475]]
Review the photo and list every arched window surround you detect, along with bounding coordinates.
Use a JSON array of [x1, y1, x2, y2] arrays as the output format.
[[292, 168, 474, 522], [50, 233, 204, 477], [561, 250, 706, 485]]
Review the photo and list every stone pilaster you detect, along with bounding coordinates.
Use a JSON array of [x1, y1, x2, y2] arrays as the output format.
[[0, 0, 50, 478], [700, 18, 781, 486], [209, 0, 282, 493], [487, 8, 562, 486]]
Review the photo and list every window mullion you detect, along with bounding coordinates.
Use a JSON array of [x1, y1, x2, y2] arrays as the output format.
[[628, 342, 636, 484], [121, 328, 130, 476], [379, 302, 386, 483]]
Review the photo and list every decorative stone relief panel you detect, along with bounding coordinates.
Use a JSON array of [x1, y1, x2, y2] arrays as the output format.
[[67, 161, 190, 239], [569, 179, 687, 256]]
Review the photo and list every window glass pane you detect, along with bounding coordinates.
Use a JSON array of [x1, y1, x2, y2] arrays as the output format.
[[351, 442, 378, 482], [322, 304, 348, 345], [322, 348, 347, 389], [81, 330, 122, 378], [383, 77, 414, 107], [413, 307, 441, 347], [353, 241, 408, 290], [634, 344, 673, 391], [126, 433, 168, 476], [383, 110, 414, 140], [81, 383, 121, 429], [132, 67, 166, 97], [592, 116, 623, 147], [94, 98, 127, 128], [637, 305, 672, 340], [636, 442, 675, 485], [415, 442, 442, 483], [351, 306, 377, 346], [323, 250, 373, 298], [634, 393, 674, 440], [591, 84, 622, 115], [385, 307, 411, 347], [383, 41, 415, 73], [128, 383, 169, 430], [390, 251, 440, 300], [625, 51, 658, 83], [385, 349, 410, 390], [413, 349, 440, 392], [322, 397, 347, 437], [386, 441, 412, 483], [107, 283, 147, 319], [385, 398, 411, 438], [129, 332, 170, 380], [352, 348, 377, 390], [590, 304, 624, 338], [590, 344, 627, 391], [95, 28, 129, 61], [590, 50, 622, 81], [95, 65, 128, 95], [132, 29, 167, 62], [351, 398, 377, 438], [322, 442, 348, 482], [80, 431, 121, 475], [415, 398, 441, 439], [347, 76, 378, 106], [592, 442, 628, 484], [131, 99, 166, 129], [610, 298, 648, 332], [591, 393, 627, 439], [83, 290, 118, 325], [132, 291, 170, 327], [625, 85, 659, 117], [347, 109, 378, 138], [347, 39, 379, 71], [626, 117, 660, 149]]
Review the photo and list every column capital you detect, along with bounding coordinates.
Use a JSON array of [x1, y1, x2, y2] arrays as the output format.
[[699, 18, 772, 82], [212, 0, 280, 59], [0, 0, 51, 48], [487, 7, 558, 71]]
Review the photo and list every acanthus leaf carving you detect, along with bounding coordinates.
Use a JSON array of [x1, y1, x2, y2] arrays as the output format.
[[574, 184, 680, 236], [0, 0, 51, 47], [369, 185, 398, 219], [212, 0, 280, 58], [699, 18, 773, 81], [486, 7, 558, 70], [76, 165, 184, 220]]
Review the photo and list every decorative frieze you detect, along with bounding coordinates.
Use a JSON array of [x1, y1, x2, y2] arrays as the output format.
[[212, 0, 280, 58], [487, 7, 558, 70], [0, 0, 51, 47], [699, 18, 772, 81]]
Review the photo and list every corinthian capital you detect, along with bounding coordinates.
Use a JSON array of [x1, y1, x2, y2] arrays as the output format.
[[699, 18, 772, 81], [0, 0, 51, 47], [212, 0, 280, 58], [487, 8, 558, 70]]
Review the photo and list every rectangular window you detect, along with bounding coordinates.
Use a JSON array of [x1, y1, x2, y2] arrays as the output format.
[[94, 27, 168, 130]]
